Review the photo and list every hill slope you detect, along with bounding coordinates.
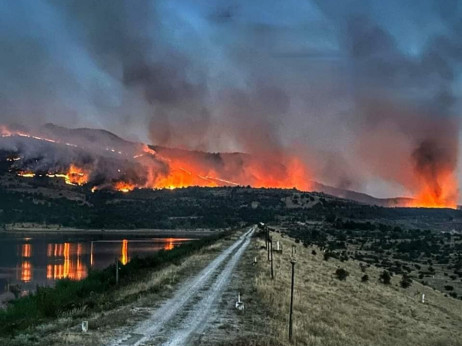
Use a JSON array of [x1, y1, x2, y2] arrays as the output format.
[[248, 232, 462, 346]]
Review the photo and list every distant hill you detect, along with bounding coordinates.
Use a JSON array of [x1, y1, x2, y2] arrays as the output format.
[[312, 182, 413, 207], [0, 123, 416, 207]]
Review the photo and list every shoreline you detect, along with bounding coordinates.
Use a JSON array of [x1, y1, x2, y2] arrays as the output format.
[[0, 227, 227, 237]]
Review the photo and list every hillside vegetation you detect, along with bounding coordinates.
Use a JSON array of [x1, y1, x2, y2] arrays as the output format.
[[249, 232, 462, 346]]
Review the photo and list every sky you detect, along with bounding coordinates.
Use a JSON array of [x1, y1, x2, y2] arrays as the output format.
[[0, 0, 461, 199]]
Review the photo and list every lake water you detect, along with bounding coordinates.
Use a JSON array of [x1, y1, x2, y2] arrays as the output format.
[[0, 233, 193, 295]]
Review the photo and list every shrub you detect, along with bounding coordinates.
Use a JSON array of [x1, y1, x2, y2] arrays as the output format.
[[335, 268, 349, 281], [361, 274, 369, 283], [379, 270, 391, 285], [400, 274, 412, 288], [444, 285, 454, 291], [312, 250, 317, 256]]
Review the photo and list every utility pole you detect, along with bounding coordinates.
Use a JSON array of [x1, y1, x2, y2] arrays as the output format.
[[289, 250, 296, 342], [270, 236, 274, 279], [115, 258, 119, 284]]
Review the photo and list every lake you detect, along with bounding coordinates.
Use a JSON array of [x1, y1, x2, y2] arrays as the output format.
[[0, 232, 194, 296]]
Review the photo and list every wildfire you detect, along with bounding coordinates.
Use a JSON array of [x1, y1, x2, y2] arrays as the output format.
[[17, 171, 36, 178], [0, 125, 12, 137], [114, 181, 136, 192], [6, 124, 459, 208], [405, 170, 458, 208], [45, 164, 89, 186], [66, 164, 89, 185], [405, 140, 459, 209]]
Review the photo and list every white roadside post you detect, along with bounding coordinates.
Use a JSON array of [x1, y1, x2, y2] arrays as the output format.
[[82, 321, 89, 333]]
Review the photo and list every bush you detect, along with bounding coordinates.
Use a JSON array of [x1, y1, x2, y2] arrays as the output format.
[[444, 285, 454, 291], [335, 268, 349, 281], [361, 274, 369, 283], [400, 274, 412, 288], [379, 270, 391, 285]]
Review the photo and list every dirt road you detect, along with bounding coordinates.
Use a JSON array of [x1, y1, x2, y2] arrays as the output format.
[[109, 226, 255, 346]]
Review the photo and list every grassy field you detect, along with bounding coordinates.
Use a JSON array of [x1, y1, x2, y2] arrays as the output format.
[[250, 231, 462, 346]]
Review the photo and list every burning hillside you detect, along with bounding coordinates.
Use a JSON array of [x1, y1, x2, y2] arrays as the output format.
[[0, 123, 458, 208], [0, 124, 312, 194]]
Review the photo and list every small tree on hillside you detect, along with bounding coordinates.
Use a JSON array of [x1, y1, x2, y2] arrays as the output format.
[[361, 274, 369, 283], [335, 268, 349, 281], [400, 274, 412, 288], [379, 270, 391, 285]]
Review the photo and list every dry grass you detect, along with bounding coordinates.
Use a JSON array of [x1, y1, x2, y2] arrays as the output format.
[[252, 233, 462, 346]]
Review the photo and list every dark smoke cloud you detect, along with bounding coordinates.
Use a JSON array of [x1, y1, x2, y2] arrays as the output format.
[[0, 0, 461, 199]]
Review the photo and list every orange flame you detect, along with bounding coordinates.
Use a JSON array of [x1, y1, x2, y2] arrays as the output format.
[[17, 171, 35, 178], [114, 181, 136, 192], [66, 164, 89, 185], [406, 170, 458, 208]]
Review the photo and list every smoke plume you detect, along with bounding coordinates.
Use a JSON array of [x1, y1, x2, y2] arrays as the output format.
[[0, 0, 461, 202]]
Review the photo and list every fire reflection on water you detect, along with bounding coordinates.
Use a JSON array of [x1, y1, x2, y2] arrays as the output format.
[[120, 239, 129, 265], [18, 243, 32, 282], [46, 242, 87, 280], [164, 238, 174, 251], [14, 237, 191, 287], [20, 261, 32, 283]]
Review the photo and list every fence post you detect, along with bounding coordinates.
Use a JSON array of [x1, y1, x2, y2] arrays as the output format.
[[270, 237, 274, 279], [289, 257, 296, 342]]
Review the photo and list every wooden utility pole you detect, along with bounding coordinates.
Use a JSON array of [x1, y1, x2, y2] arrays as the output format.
[[270, 237, 274, 279], [289, 255, 296, 342]]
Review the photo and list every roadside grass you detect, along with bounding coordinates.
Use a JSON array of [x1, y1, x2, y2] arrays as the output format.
[[252, 232, 462, 346], [0, 230, 233, 339]]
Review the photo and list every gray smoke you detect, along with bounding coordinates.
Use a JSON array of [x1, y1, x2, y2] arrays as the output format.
[[0, 0, 460, 198]]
